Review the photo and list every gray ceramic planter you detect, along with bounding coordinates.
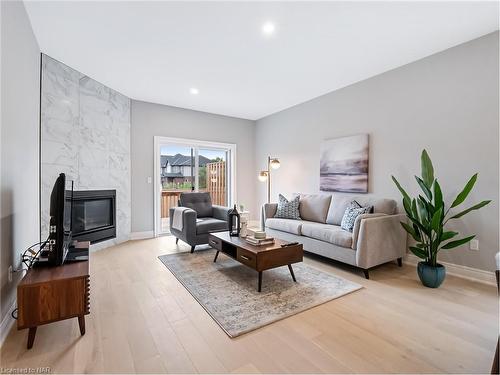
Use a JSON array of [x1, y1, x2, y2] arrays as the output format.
[[417, 262, 446, 288]]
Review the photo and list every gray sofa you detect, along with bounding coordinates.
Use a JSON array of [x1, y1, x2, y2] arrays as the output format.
[[262, 193, 407, 278], [170, 192, 230, 252]]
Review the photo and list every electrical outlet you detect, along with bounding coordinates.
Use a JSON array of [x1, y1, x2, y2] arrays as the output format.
[[8, 266, 13, 283], [469, 239, 479, 251], [147, 176, 152, 184]]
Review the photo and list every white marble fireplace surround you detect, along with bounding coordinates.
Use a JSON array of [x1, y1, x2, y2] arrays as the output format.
[[41, 54, 131, 250]]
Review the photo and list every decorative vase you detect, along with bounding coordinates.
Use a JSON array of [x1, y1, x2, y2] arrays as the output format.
[[417, 262, 446, 288]]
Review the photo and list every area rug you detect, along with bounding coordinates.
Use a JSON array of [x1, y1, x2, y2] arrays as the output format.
[[158, 249, 362, 337]]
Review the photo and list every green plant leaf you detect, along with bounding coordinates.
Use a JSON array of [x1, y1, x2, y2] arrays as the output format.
[[441, 235, 476, 249], [419, 195, 435, 216], [415, 176, 433, 201], [451, 174, 477, 208], [411, 199, 419, 220], [408, 215, 427, 233], [392, 176, 410, 202], [401, 222, 421, 242], [421, 149, 435, 189], [409, 246, 427, 259], [440, 231, 458, 241], [449, 200, 491, 219], [403, 197, 412, 217], [434, 180, 444, 211], [416, 198, 427, 218], [431, 207, 442, 232]]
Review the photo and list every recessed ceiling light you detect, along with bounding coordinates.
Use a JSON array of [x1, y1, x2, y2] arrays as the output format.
[[190, 88, 199, 95], [262, 22, 275, 36]]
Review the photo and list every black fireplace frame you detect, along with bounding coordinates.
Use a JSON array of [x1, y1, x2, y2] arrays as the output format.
[[72, 189, 116, 244]]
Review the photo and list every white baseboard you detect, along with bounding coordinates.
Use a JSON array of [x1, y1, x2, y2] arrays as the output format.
[[0, 299, 17, 348], [130, 231, 154, 240], [404, 254, 496, 286]]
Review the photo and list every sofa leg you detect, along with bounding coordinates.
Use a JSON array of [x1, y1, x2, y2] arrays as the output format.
[[175, 237, 179, 245], [190, 245, 195, 253], [397, 257, 403, 267], [363, 269, 370, 279]]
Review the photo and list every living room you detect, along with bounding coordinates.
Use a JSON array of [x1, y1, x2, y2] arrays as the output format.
[[1, 1, 498, 374]]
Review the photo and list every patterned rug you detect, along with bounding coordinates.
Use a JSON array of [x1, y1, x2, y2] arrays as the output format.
[[158, 249, 362, 337]]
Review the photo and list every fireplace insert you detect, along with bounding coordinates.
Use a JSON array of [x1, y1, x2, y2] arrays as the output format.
[[72, 190, 116, 243]]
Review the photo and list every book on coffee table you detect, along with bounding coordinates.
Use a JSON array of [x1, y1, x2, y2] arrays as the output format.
[[244, 236, 275, 246]]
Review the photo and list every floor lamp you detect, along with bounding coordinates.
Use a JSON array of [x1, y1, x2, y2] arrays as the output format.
[[258, 156, 280, 203]]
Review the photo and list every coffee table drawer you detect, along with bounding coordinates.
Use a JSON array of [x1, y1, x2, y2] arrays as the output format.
[[208, 235, 222, 250], [237, 248, 256, 268]]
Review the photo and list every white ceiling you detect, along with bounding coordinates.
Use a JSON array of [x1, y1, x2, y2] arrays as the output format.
[[24, 1, 499, 120]]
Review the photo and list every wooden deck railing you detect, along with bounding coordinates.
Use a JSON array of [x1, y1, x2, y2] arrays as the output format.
[[161, 190, 186, 218], [206, 161, 226, 206]]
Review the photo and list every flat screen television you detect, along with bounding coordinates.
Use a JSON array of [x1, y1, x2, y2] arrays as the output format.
[[45, 173, 73, 266]]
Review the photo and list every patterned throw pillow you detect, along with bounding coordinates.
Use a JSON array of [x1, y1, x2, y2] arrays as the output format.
[[274, 194, 301, 220], [340, 200, 372, 232]]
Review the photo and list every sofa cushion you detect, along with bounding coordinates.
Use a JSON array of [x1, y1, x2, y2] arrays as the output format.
[[196, 218, 228, 234], [326, 195, 356, 225], [326, 193, 397, 225], [180, 192, 213, 218], [266, 218, 303, 235], [340, 201, 373, 232], [274, 194, 301, 220], [297, 193, 332, 223], [356, 197, 397, 215], [301, 222, 353, 248]]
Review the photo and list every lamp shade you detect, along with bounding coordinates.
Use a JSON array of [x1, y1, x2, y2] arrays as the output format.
[[258, 171, 268, 182], [270, 158, 280, 169]]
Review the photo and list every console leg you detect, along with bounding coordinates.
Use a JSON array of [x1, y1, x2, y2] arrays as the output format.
[[258, 271, 263, 292], [190, 246, 195, 253], [27, 327, 37, 349], [288, 264, 297, 282], [363, 269, 370, 279], [175, 237, 179, 245], [397, 257, 403, 267], [213, 251, 219, 263], [78, 315, 86, 335]]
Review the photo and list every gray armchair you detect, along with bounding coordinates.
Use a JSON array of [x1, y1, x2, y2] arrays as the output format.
[[169, 192, 230, 253]]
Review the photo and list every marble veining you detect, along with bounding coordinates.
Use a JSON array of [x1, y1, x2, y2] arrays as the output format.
[[40, 54, 131, 248]]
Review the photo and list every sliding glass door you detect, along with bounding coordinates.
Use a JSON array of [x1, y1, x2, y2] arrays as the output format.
[[155, 137, 235, 236]]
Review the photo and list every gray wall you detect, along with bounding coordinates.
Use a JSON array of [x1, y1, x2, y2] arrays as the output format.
[[0, 2, 41, 324], [255, 32, 499, 272], [131, 100, 256, 233]]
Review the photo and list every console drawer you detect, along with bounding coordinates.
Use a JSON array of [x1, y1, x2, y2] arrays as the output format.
[[237, 248, 256, 268], [208, 235, 222, 250]]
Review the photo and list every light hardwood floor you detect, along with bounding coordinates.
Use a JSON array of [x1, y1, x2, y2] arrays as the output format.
[[1, 236, 497, 374]]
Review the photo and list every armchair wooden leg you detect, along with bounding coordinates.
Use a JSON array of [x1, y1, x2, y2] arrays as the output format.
[[397, 257, 403, 267], [175, 237, 179, 244], [190, 245, 195, 253], [363, 269, 370, 279]]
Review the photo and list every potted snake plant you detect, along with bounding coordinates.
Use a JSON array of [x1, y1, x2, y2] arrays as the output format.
[[392, 150, 491, 288]]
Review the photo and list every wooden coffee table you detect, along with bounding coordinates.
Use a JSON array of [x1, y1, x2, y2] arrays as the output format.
[[208, 231, 303, 292]]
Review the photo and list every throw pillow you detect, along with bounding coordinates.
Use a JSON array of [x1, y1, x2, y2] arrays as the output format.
[[340, 200, 372, 232], [274, 194, 301, 220]]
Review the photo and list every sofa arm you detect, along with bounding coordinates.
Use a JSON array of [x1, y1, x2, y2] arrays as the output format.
[[212, 205, 230, 221], [261, 203, 278, 229], [352, 213, 387, 249], [169, 207, 197, 239], [354, 214, 407, 269]]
